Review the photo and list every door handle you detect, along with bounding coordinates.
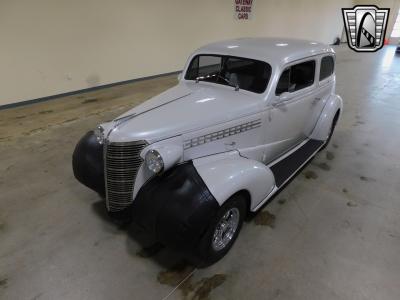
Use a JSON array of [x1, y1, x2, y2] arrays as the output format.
[[224, 141, 236, 146], [315, 97, 321, 101]]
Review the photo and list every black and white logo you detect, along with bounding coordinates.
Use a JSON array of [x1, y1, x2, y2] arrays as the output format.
[[342, 5, 390, 52]]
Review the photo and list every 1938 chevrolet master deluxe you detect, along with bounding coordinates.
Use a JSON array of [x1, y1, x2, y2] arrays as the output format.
[[73, 38, 342, 265]]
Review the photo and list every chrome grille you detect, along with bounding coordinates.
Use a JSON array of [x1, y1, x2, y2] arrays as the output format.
[[104, 140, 147, 212]]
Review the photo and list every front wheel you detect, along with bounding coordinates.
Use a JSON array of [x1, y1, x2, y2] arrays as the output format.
[[195, 194, 246, 267]]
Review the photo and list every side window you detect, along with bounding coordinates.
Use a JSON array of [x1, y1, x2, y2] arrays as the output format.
[[275, 68, 290, 95], [319, 56, 334, 81], [291, 60, 315, 91], [275, 60, 316, 95]]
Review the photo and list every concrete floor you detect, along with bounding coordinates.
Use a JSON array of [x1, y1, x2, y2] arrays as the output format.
[[1, 45, 400, 300]]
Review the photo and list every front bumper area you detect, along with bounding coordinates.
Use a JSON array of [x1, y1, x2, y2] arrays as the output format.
[[72, 132, 219, 249], [132, 162, 219, 250], [72, 131, 105, 196]]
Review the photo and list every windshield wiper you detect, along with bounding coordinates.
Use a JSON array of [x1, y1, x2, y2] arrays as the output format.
[[195, 76, 205, 83], [215, 74, 230, 85], [195, 74, 239, 91], [196, 74, 229, 84]]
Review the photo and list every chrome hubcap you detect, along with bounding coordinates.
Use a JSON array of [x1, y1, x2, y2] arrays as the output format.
[[212, 207, 240, 251]]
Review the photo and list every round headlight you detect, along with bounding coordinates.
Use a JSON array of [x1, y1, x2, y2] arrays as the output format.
[[93, 126, 104, 144], [145, 149, 164, 173]]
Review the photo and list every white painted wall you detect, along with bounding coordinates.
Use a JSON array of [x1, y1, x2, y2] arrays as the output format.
[[0, 0, 352, 106]]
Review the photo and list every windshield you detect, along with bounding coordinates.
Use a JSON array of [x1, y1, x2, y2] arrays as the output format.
[[185, 55, 271, 94]]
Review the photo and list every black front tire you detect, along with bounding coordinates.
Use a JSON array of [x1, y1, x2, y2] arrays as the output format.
[[195, 194, 246, 267]]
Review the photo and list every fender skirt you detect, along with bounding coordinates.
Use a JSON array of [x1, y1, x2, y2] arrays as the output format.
[[72, 131, 105, 196], [132, 162, 219, 250]]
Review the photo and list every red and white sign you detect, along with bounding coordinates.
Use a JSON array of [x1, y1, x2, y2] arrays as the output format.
[[234, 0, 255, 20]]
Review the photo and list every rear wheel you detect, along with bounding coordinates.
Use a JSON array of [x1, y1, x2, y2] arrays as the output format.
[[195, 194, 246, 267]]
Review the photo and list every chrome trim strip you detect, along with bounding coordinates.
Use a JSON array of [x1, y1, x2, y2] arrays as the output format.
[[104, 139, 110, 211], [183, 119, 262, 150]]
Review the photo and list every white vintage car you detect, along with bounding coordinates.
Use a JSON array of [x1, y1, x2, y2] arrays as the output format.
[[73, 38, 342, 265]]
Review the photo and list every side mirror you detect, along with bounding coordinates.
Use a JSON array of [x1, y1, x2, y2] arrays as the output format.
[[177, 73, 182, 81]]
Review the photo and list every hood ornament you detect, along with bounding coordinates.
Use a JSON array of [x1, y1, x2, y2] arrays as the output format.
[[114, 113, 137, 126]]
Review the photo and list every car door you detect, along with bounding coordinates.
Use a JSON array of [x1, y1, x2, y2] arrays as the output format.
[[306, 55, 336, 133], [261, 59, 319, 163]]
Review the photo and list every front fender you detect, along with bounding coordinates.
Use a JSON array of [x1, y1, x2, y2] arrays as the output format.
[[193, 151, 275, 211], [131, 161, 219, 249], [72, 131, 105, 196], [310, 94, 343, 141]]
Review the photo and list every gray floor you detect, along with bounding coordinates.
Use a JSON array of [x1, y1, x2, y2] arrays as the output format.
[[1, 45, 400, 300]]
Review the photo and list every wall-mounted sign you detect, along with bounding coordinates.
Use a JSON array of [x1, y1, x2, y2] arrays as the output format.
[[342, 5, 390, 52], [234, 0, 254, 20]]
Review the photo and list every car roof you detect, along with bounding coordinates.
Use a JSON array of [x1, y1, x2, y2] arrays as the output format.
[[192, 37, 335, 67]]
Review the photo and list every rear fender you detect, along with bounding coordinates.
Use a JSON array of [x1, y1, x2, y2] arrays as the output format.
[[310, 94, 343, 141], [193, 151, 275, 211]]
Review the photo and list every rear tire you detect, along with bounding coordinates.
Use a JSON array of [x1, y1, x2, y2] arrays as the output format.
[[195, 194, 246, 267]]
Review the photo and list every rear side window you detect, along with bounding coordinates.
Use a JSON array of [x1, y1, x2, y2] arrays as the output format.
[[275, 60, 316, 95], [319, 56, 334, 81]]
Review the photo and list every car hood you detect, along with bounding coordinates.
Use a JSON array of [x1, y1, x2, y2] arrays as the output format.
[[106, 82, 262, 143]]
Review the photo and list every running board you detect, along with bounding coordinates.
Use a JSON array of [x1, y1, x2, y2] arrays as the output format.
[[270, 139, 324, 188]]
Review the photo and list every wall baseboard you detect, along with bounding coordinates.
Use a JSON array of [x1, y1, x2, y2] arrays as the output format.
[[0, 70, 181, 111]]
